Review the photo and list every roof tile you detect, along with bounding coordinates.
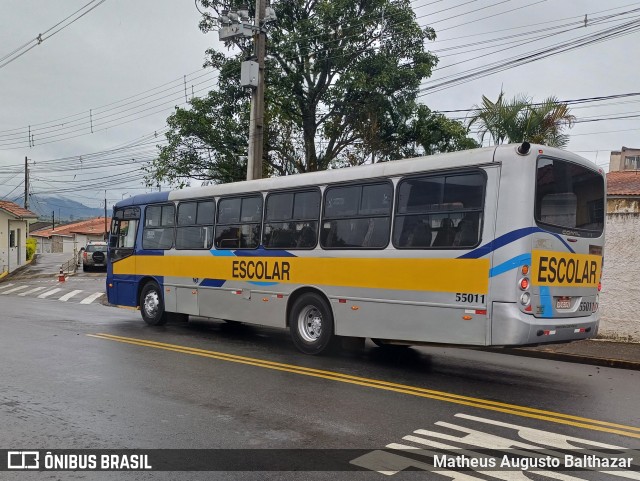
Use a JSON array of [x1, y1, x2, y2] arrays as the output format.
[[607, 171, 640, 196], [0, 200, 38, 219], [30, 217, 111, 238]]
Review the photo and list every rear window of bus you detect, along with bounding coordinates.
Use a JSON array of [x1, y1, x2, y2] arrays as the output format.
[[535, 158, 604, 235]]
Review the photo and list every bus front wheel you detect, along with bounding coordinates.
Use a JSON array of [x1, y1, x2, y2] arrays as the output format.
[[140, 282, 167, 326], [289, 293, 335, 355]]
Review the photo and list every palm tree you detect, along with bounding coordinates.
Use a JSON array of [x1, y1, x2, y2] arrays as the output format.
[[467, 91, 575, 148]]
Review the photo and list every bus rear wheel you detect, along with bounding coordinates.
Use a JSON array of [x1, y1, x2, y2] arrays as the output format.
[[289, 293, 335, 355], [140, 282, 167, 326]]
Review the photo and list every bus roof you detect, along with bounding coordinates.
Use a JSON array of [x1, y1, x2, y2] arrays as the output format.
[[114, 143, 598, 208]]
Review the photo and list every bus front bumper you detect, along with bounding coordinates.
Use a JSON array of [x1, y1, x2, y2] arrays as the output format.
[[491, 302, 599, 346]]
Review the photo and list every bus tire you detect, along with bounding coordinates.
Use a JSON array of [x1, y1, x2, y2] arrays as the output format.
[[140, 281, 167, 326], [289, 292, 335, 355]]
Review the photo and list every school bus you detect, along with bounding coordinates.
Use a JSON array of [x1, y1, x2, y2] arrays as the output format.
[[107, 142, 605, 354]]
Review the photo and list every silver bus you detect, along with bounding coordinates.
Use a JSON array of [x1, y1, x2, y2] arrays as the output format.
[[107, 142, 605, 354]]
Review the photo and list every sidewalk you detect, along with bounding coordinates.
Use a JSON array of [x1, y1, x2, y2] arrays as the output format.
[[3, 253, 76, 280], [490, 339, 640, 371]]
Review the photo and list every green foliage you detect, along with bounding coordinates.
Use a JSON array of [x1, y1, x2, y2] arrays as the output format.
[[146, 0, 478, 187], [26, 237, 37, 261], [468, 91, 575, 148]]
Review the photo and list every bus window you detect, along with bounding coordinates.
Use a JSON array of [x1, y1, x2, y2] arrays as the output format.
[[394, 172, 484, 249], [264, 190, 320, 249], [321, 182, 392, 249], [535, 158, 604, 234], [109, 207, 139, 261], [176, 200, 214, 249], [143, 204, 175, 250], [215, 195, 262, 249]]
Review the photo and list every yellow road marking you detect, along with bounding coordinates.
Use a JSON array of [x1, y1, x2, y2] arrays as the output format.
[[88, 333, 640, 439]]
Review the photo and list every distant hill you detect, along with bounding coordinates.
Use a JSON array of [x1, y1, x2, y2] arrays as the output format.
[[21, 195, 104, 222]]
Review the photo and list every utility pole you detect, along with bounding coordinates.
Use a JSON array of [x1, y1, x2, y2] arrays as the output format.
[[52, 211, 55, 231], [218, 2, 275, 181], [247, 0, 266, 181], [104, 190, 107, 241], [24, 156, 29, 209]]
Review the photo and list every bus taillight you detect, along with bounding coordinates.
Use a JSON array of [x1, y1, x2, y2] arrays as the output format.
[[598, 281, 602, 292], [519, 277, 529, 291]]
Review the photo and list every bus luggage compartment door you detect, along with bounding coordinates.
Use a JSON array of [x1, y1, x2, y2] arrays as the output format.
[[176, 287, 199, 316]]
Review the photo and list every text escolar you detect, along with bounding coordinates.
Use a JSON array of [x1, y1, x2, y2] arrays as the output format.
[[231, 260, 290, 281]]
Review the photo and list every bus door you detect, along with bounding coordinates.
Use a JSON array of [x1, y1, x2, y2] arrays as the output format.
[[107, 208, 140, 307]]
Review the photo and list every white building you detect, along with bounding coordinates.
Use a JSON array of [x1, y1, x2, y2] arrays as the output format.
[[0, 201, 38, 275]]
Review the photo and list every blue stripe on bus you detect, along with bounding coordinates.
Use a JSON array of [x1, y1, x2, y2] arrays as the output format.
[[209, 249, 237, 257], [200, 278, 226, 288], [539, 286, 553, 318], [489, 253, 532, 278], [136, 249, 165, 256], [247, 281, 280, 286], [458, 227, 575, 259], [208, 247, 296, 257], [234, 247, 297, 257]]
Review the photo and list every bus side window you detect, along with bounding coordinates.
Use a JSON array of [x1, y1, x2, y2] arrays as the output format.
[[321, 182, 392, 249], [454, 213, 480, 247], [433, 218, 455, 247], [264, 190, 319, 249], [409, 222, 432, 247], [215, 195, 262, 249], [394, 171, 485, 249]]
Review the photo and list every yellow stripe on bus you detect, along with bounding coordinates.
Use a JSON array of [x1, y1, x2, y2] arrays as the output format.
[[113, 255, 490, 294], [531, 250, 602, 288]]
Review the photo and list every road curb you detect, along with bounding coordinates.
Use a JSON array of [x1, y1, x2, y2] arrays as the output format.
[[486, 347, 640, 371]]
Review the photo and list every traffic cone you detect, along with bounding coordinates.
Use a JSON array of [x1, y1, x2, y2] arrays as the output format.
[[58, 268, 65, 282]]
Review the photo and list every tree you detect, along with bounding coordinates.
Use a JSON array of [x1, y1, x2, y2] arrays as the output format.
[[467, 91, 575, 148], [146, 0, 478, 187]]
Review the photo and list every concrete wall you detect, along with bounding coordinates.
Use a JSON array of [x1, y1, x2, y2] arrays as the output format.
[[600, 213, 640, 341], [607, 197, 640, 214]]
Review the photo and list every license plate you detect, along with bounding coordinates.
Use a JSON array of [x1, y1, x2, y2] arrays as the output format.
[[556, 297, 571, 309]]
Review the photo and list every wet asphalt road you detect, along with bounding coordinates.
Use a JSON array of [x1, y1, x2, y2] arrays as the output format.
[[1, 291, 639, 480]]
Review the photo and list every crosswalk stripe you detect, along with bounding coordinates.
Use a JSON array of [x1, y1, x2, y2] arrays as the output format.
[[38, 288, 63, 299], [18, 286, 47, 296], [80, 292, 105, 304], [0, 283, 15, 290], [1, 285, 29, 295], [59, 290, 83, 302]]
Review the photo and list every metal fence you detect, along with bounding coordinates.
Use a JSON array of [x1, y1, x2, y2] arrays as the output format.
[[61, 256, 77, 274]]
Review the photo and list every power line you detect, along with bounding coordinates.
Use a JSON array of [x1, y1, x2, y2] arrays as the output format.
[[417, 17, 640, 96], [0, 0, 108, 70]]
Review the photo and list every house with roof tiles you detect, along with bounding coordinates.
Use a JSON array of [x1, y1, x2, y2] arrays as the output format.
[[607, 171, 640, 213], [0, 201, 39, 274], [30, 217, 110, 255]]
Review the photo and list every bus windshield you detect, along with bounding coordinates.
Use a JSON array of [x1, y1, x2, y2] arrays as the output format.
[[535, 157, 604, 235]]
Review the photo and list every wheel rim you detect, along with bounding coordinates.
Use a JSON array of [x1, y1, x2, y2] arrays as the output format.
[[297, 305, 323, 342], [143, 289, 160, 318]]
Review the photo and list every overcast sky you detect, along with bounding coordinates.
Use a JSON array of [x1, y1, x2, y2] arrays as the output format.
[[1, 0, 639, 211]]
